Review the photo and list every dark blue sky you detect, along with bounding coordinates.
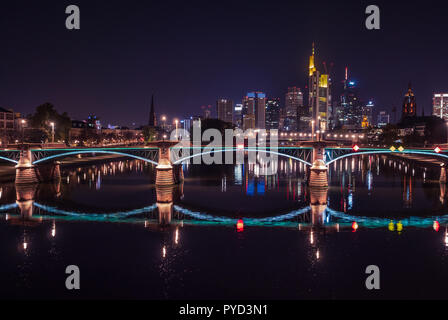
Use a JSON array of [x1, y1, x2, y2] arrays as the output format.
[[1, 0, 447, 127]]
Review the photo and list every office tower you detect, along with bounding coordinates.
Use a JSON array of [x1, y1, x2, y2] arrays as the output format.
[[402, 83, 417, 119], [377, 111, 390, 127], [433, 93, 448, 120], [336, 67, 363, 128], [234, 104, 243, 128], [284, 87, 304, 131], [242, 92, 266, 130], [362, 101, 374, 128], [148, 95, 157, 127], [216, 99, 233, 124], [308, 44, 331, 132], [265, 98, 280, 130]]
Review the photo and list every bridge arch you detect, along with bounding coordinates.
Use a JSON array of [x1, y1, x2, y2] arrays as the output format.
[[0, 156, 19, 165], [32, 150, 159, 166], [325, 149, 448, 166], [172, 147, 313, 167]]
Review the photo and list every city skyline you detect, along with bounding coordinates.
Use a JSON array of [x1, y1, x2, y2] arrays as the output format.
[[1, 1, 447, 127]]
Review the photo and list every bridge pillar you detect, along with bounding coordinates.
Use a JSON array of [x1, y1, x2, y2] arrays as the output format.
[[309, 159, 328, 188], [300, 141, 329, 189], [155, 141, 179, 186], [15, 148, 38, 185], [36, 161, 61, 182]]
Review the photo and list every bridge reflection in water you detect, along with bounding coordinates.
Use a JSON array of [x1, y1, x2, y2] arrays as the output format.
[[2, 154, 448, 259], [3, 180, 448, 231]]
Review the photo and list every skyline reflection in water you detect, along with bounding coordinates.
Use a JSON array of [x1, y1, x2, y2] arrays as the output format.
[[1, 154, 448, 299]]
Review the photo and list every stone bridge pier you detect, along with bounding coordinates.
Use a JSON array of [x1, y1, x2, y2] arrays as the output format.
[[153, 141, 184, 186], [15, 146, 61, 185], [15, 147, 38, 185], [304, 142, 329, 189]]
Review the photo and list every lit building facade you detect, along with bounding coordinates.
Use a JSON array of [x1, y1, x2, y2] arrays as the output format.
[[402, 83, 417, 119], [242, 92, 266, 130], [0, 107, 17, 131], [308, 44, 331, 132], [216, 99, 233, 124], [335, 68, 363, 128], [433, 93, 448, 120], [265, 98, 280, 130], [377, 111, 390, 127], [284, 87, 304, 131], [234, 104, 243, 128], [362, 101, 374, 128]]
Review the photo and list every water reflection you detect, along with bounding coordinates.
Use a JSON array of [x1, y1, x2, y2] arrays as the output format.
[[2, 156, 448, 298]]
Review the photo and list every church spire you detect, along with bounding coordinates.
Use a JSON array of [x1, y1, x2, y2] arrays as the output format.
[[149, 95, 157, 127]]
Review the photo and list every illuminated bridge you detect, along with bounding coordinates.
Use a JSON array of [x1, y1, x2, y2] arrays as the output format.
[[1, 142, 448, 187]]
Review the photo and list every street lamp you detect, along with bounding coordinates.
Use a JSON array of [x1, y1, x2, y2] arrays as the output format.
[[311, 120, 315, 141], [21, 119, 26, 144], [174, 119, 179, 140], [50, 122, 55, 143], [161, 116, 167, 130]]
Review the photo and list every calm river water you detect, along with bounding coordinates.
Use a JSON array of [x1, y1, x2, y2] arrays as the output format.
[[1, 155, 448, 299]]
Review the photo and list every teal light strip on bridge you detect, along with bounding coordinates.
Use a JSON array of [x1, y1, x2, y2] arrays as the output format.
[[0, 156, 18, 164], [32, 150, 159, 165], [325, 149, 448, 166], [172, 147, 313, 166]]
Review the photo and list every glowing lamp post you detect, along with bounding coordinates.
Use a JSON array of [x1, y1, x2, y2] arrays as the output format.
[[21, 119, 26, 143], [174, 119, 179, 140], [311, 120, 315, 141], [50, 122, 55, 143]]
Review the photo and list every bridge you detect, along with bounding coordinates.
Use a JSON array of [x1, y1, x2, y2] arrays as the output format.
[[1, 141, 448, 187]]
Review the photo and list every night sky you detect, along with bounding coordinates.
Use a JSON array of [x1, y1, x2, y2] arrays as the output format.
[[1, 0, 447, 127]]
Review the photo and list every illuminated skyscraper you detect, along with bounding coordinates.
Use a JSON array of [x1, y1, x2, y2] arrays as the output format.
[[402, 83, 417, 119], [335, 68, 364, 128], [242, 92, 266, 130], [433, 93, 448, 120], [284, 87, 304, 131], [216, 99, 233, 124], [308, 44, 331, 132], [265, 98, 280, 130], [234, 104, 243, 128]]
